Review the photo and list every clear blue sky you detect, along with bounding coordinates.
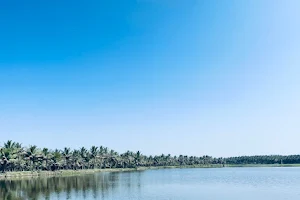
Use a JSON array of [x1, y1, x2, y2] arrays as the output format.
[[1, 0, 299, 157]]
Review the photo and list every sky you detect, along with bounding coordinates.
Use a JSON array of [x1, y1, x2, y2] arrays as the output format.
[[0, 0, 300, 157]]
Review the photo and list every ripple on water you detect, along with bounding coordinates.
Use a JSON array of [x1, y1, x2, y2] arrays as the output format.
[[1, 167, 300, 200]]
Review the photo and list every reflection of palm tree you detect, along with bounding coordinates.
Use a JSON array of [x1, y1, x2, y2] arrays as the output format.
[[0, 171, 128, 200]]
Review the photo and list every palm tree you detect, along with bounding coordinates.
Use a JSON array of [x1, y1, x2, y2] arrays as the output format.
[[24, 145, 40, 171], [62, 147, 72, 169], [1, 141, 24, 172], [42, 148, 51, 170], [72, 150, 81, 170], [3, 140, 16, 149], [51, 149, 62, 170], [14, 143, 24, 170], [8, 139, 300, 173], [134, 151, 141, 167], [90, 146, 98, 169], [80, 147, 88, 169], [0, 148, 16, 172]]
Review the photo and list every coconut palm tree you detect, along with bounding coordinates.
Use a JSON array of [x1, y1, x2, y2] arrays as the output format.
[[90, 146, 98, 169], [72, 150, 81, 170], [3, 140, 16, 149], [24, 145, 40, 171], [7, 139, 300, 173], [0, 148, 14, 172], [62, 147, 72, 169], [134, 151, 141, 167], [51, 149, 62, 170], [41, 148, 51, 170]]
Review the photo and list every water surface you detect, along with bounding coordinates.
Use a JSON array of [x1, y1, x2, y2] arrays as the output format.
[[1, 167, 300, 200]]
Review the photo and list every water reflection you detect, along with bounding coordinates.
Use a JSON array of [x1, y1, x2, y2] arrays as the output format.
[[0, 171, 142, 200], [2, 168, 300, 200]]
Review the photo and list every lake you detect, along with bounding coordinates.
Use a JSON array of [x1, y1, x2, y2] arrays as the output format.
[[1, 167, 300, 200]]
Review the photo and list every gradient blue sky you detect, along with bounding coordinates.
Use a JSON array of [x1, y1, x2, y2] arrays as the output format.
[[1, 0, 299, 157]]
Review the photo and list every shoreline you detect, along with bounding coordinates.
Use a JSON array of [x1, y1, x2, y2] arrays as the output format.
[[1, 164, 300, 180], [0, 165, 220, 180], [226, 164, 300, 168]]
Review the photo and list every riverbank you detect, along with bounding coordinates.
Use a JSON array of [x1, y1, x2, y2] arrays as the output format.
[[226, 164, 300, 167], [0, 168, 137, 180], [1, 164, 300, 180], [0, 164, 222, 179]]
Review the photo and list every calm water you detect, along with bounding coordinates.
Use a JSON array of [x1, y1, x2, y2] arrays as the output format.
[[1, 167, 300, 200]]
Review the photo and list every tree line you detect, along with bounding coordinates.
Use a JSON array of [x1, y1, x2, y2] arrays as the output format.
[[1, 140, 300, 172]]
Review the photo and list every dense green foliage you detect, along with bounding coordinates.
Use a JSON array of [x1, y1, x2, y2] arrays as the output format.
[[1, 140, 299, 172], [0, 140, 220, 172], [226, 155, 300, 165]]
